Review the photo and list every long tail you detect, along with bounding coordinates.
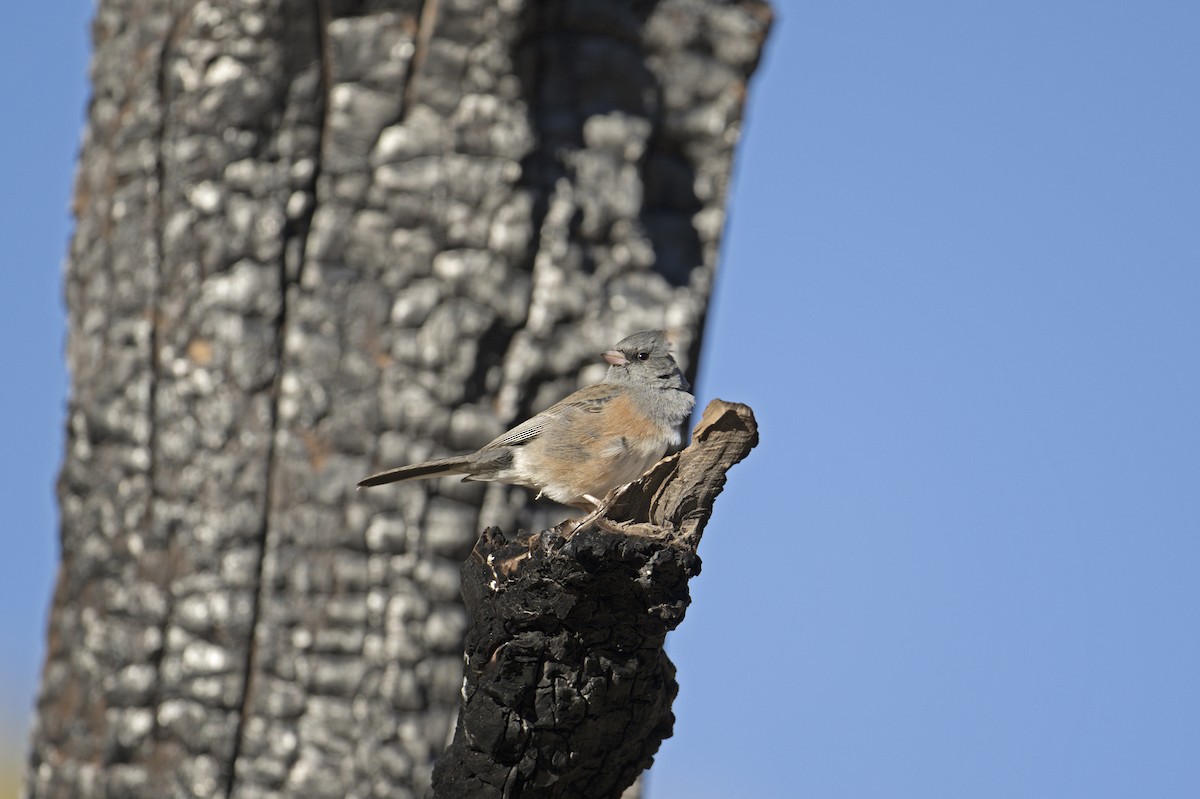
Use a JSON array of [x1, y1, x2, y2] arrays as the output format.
[[357, 456, 472, 488]]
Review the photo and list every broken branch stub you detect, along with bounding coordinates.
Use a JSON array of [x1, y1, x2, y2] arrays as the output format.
[[430, 400, 758, 799]]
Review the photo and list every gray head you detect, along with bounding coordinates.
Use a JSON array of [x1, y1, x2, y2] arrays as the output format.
[[601, 330, 690, 391]]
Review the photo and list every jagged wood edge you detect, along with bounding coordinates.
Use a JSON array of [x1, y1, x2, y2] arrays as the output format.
[[603, 398, 761, 546]]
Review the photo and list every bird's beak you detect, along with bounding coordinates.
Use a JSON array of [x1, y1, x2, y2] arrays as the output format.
[[603, 349, 627, 366]]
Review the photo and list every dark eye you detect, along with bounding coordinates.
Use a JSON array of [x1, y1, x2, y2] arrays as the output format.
[[636, 351, 650, 361]]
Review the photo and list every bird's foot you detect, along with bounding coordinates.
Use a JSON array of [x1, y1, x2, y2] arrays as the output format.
[[566, 489, 626, 534]]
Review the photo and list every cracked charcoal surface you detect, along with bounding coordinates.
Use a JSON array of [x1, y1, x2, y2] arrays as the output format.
[[436, 527, 692, 799], [27, 1, 771, 797]]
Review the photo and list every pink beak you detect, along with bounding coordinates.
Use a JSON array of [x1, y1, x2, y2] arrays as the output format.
[[603, 349, 627, 366]]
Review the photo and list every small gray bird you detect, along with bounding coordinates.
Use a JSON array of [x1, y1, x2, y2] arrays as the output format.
[[357, 330, 695, 513]]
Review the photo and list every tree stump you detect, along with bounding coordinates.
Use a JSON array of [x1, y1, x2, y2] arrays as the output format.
[[431, 400, 758, 798]]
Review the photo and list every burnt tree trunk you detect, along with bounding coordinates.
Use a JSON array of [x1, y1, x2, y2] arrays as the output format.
[[26, 1, 770, 797]]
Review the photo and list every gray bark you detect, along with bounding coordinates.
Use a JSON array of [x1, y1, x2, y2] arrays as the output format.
[[26, 1, 770, 797]]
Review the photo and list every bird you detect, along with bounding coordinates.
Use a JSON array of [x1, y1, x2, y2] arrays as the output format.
[[357, 330, 695, 521]]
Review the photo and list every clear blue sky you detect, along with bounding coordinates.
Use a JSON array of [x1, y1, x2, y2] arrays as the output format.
[[4, 3, 1199, 798]]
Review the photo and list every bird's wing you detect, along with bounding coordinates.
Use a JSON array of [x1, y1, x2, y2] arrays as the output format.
[[480, 384, 616, 451]]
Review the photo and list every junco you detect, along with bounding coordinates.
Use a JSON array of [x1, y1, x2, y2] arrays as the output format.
[[358, 330, 695, 518]]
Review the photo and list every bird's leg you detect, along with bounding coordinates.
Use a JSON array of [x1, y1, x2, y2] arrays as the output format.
[[568, 491, 619, 534]]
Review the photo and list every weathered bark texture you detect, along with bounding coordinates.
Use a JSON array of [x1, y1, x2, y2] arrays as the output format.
[[431, 401, 758, 799], [27, 1, 770, 797]]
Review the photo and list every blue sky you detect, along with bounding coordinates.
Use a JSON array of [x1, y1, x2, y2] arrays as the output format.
[[1, 2, 88, 762], [4, 2, 1200, 797]]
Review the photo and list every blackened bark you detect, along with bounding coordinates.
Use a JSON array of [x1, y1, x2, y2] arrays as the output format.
[[27, 0, 771, 794], [431, 400, 758, 798]]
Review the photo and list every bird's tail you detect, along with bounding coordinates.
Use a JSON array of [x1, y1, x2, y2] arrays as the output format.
[[357, 456, 472, 488]]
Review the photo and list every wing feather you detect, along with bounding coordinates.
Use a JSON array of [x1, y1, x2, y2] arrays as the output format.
[[479, 384, 617, 451]]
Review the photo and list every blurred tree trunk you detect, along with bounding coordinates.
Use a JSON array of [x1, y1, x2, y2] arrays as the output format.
[[25, 1, 770, 797]]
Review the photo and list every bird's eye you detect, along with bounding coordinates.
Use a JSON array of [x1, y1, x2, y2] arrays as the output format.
[[637, 352, 650, 361]]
